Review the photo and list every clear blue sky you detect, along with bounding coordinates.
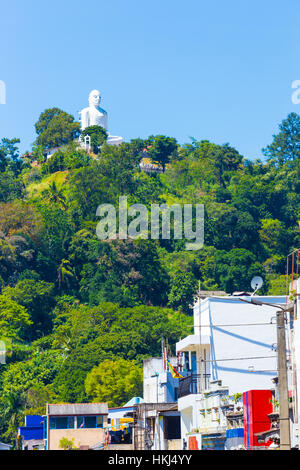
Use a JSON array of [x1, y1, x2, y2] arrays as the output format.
[[0, 0, 299, 158]]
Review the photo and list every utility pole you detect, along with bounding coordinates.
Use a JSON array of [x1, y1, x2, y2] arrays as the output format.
[[276, 309, 291, 450], [196, 280, 204, 393]]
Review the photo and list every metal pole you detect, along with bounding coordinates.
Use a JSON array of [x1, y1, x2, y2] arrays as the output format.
[[198, 282, 203, 393], [277, 310, 291, 450], [158, 413, 161, 450], [238, 297, 293, 449]]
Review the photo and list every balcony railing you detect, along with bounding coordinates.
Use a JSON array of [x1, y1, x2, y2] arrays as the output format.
[[178, 373, 211, 398]]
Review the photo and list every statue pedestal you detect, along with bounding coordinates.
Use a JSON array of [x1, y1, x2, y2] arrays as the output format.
[[78, 133, 123, 153], [107, 135, 123, 146]]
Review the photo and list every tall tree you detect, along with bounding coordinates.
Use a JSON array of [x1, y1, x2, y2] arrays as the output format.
[[263, 113, 300, 165], [0, 295, 32, 340], [81, 125, 108, 154], [168, 270, 197, 315], [43, 181, 67, 209], [57, 259, 76, 291], [3, 280, 55, 339], [35, 108, 80, 149], [85, 358, 143, 407], [0, 138, 22, 175], [146, 135, 178, 172]]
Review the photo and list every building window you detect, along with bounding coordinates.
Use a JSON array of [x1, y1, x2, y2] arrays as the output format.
[[191, 352, 197, 372], [184, 352, 190, 371], [77, 416, 104, 429], [49, 417, 75, 430], [164, 416, 181, 440], [43, 417, 47, 439]]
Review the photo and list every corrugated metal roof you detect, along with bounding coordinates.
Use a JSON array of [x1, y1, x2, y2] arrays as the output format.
[[48, 403, 108, 416]]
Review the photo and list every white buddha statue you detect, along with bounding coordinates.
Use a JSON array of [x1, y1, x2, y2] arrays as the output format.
[[79, 89, 123, 146]]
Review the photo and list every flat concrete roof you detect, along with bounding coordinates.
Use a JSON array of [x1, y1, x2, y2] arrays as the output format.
[[176, 334, 210, 353]]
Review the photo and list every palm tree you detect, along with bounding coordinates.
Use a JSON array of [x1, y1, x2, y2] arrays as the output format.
[[57, 259, 76, 290], [43, 182, 67, 209]]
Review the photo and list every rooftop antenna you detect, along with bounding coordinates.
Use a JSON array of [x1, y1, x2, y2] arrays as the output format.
[[250, 276, 263, 296]]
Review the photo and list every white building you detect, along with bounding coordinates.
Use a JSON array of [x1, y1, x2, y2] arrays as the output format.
[[143, 357, 183, 404], [139, 357, 183, 450], [288, 277, 300, 448], [176, 294, 287, 448], [0, 442, 12, 450]]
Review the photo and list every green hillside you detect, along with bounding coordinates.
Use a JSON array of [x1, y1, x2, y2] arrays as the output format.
[[0, 110, 299, 446]]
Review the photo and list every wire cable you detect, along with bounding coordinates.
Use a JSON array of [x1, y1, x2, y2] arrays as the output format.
[[204, 355, 278, 363], [187, 322, 291, 328]]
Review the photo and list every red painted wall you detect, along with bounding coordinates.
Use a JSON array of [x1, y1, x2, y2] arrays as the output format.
[[243, 390, 273, 450], [189, 436, 199, 450]]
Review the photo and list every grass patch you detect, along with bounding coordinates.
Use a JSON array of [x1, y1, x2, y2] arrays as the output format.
[[26, 171, 70, 200]]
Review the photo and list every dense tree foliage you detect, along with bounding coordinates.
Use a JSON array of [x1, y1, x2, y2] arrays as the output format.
[[35, 108, 80, 149], [0, 110, 299, 446], [85, 359, 143, 407], [81, 125, 108, 154], [263, 113, 300, 165], [145, 135, 178, 172], [3, 280, 55, 340]]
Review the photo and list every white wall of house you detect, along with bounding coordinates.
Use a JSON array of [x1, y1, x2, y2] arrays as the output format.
[[197, 383, 230, 432], [178, 395, 199, 447], [153, 413, 180, 450], [176, 295, 287, 442], [191, 295, 286, 395], [143, 357, 180, 403], [0, 442, 12, 450], [178, 380, 232, 447], [291, 279, 300, 448]]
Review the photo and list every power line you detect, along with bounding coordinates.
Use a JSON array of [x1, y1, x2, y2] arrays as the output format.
[[187, 322, 291, 328], [204, 355, 278, 363], [258, 370, 286, 372], [179, 354, 291, 364]]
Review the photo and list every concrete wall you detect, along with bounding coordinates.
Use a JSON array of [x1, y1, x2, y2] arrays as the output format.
[[177, 295, 286, 447], [108, 444, 133, 450], [178, 385, 230, 445], [292, 279, 300, 448], [168, 439, 181, 450], [151, 413, 181, 450], [48, 428, 106, 450], [178, 394, 199, 443], [143, 358, 180, 403], [194, 296, 286, 394], [23, 439, 44, 450], [0, 442, 11, 450]]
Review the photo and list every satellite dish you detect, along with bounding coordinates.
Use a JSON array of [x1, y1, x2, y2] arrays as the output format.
[[251, 276, 263, 295]]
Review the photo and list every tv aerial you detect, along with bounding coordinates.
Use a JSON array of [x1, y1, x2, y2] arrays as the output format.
[[250, 276, 263, 296]]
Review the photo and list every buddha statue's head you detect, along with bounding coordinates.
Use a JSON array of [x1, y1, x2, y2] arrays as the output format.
[[89, 89, 101, 107]]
